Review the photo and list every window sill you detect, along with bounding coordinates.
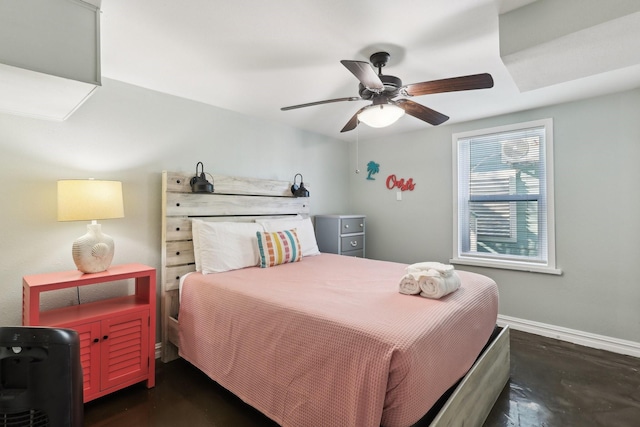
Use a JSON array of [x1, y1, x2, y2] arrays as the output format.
[[450, 257, 562, 275]]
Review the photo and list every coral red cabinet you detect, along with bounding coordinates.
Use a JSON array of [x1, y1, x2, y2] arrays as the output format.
[[72, 309, 150, 401], [22, 264, 156, 403]]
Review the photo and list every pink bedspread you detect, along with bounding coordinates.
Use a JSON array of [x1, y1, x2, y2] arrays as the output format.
[[178, 254, 498, 427]]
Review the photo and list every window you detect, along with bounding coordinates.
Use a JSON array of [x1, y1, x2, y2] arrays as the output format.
[[452, 119, 560, 274]]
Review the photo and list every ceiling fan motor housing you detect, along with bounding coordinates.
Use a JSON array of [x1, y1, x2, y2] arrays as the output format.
[[359, 75, 402, 99]]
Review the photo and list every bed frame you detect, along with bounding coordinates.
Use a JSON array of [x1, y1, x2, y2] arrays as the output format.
[[160, 170, 510, 427]]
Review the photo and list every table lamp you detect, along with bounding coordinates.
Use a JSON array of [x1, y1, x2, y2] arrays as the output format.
[[57, 179, 124, 273]]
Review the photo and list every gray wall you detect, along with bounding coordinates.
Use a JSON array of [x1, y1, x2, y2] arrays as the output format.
[[349, 88, 640, 343], [4, 76, 639, 346], [0, 78, 350, 331]]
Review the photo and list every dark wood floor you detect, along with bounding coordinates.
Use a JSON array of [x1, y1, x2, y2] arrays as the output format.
[[85, 330, 640, 426]]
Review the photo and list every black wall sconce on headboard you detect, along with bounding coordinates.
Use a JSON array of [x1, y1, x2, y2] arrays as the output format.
[[291, 173, 309, 197], [190, 162, 214, 193]]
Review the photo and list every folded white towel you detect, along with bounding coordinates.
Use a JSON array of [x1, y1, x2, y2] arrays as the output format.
[[399, 273, 421, 295], [418, 271, 461, 299], [406, 262, 455, 278]]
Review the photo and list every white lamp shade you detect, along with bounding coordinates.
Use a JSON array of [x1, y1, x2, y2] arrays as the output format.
[[358, 103, 405, 128], [58, 180, 124, 222]]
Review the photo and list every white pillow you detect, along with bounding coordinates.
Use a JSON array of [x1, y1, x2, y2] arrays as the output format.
[[196, 221, 263, 274], [255, 216, 320, 256], [191, 219, 202, 272]]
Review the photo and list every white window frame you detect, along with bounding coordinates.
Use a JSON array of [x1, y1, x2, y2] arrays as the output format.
[[451, 118, 561, 275]]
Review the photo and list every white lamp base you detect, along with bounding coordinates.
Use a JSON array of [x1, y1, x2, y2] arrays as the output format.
[[72, 223, 115, 273]]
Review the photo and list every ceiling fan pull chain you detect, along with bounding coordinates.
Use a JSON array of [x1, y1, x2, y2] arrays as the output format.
[[355, 126, 360, 174]]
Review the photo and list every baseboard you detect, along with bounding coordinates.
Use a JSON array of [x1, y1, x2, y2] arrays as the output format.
[[498, 314, 640, 358]]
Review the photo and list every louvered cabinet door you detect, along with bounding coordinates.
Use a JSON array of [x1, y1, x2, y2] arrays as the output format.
[[75, 321, 101, 401], [100, 309, 150, 392]]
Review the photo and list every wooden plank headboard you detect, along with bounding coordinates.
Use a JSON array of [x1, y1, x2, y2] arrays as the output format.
[[160, 171, 310, 361]]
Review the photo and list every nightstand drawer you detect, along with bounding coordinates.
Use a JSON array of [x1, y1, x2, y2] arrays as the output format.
[[341, 235, 364, 251], [342, 249, 364, 258], [341, 217, 365, 234]]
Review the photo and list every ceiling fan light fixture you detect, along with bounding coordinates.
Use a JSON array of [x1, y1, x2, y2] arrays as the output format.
[[358, 103, 405, 128]]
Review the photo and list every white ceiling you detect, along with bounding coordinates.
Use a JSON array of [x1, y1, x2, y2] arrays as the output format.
[[99, 0, 640, 141]]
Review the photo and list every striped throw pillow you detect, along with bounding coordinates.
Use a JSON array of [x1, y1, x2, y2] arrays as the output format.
[[256, 229, 302, 268]]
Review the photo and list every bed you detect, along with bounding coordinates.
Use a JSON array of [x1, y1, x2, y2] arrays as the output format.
[[160, 171, 510, 427]]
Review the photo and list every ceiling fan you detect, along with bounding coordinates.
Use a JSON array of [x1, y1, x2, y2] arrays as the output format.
[[281, 52, 494, 132]]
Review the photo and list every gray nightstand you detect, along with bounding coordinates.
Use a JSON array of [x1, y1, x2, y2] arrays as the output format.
[[314, 215, 366, 257]]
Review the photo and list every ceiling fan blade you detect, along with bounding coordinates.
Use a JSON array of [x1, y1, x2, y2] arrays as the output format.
[[402, 73, 494, 97], [340, 60, 384, 91], [395, 99, 449, 126], [340, 107, 366, 133], [281, 97, 362, 111]]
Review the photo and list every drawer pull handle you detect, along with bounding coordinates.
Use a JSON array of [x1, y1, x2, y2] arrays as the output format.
[[103, 335, 109, 340], [344, 224, 349, 229], [93, 338, 99, 343], [359, 224, 363, 227], [350, 241, 358, 247]]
